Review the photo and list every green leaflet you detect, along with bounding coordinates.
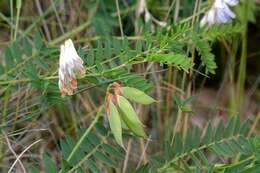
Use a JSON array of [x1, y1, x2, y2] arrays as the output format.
[[193, 37, 217, 74], [120, 87, 155, 105], [43, 153, 58, 173], [108, 102, 124, 147], [147, 53, 193, 73], [180, 106, 194, 113], [118, 96, 146, 138]]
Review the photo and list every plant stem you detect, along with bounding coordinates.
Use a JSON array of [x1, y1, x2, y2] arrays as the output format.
[[237, 1, 248, 111], [14, 0, 22, 41], [171, 108, 182, 145], [66, 107, 103, 162], [10, 0, 14, 39], [166, 0, 180, 121], [115, 0, 124, 37]]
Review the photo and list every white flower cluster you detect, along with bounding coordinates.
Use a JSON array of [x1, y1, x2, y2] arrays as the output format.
[[200, 0, 239, 26], [58, 39, 85, 96]]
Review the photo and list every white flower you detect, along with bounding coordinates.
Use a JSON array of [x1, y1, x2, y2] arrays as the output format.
[[58, 39, 85, 96], [200, 0, 239, 27], [137, 0, 146, 15], [136, 0, 167, 27]]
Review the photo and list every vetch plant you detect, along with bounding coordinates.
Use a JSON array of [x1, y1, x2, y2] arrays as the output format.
[[0, 1, 259, 173]]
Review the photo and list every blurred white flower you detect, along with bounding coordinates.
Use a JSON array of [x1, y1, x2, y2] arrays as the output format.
[[200, 0, 239, 27], [58, 39, 85, 96], [136, 0, 167, 27], [137, 0, 146, 15]]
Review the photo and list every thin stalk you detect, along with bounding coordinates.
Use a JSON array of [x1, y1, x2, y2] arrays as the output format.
[[165, 0, 180, 119], [10, 0, 14, 39], [35, 0, 51, 41], [66, 107, 103, 162], [164, 0, 176, 21], [7, 139, 42, 173], [115, 0, 124, 37], [50, 0, 64, 34], [0, 90, 10, 164], [122, 139, 132, 173], [171, 72, 186, 145], [237, 1, 248, 112], [174, 0, 180, 22], [170, 108, 182, 145], [165, 66, 173, 119], [183, 0, 200, 140], [14, 0, 22, 41]]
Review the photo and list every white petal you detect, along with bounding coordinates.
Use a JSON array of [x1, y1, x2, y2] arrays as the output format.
[[214, 0, 226, 8], [222, 4, 236, 18], [58, 39, 85, 96], [224, 0, 239, 6], [207, 8, 217, 25], [216, 9, 230, 23], [59, 44, 65, 65], [65, 39, 78, 61]]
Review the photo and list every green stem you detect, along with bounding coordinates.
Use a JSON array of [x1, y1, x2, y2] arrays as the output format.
[[14, 0, 22, 41], [115, 0, 124, 37], [237, 1, 248, 109], [66, 107, 103, 162], [214, 155, 255, 170], [170, 108, 182, 145], [10, 0, 14, 39]]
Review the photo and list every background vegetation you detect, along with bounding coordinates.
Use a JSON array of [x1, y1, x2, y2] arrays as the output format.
[[0, 0, 259, 172]]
